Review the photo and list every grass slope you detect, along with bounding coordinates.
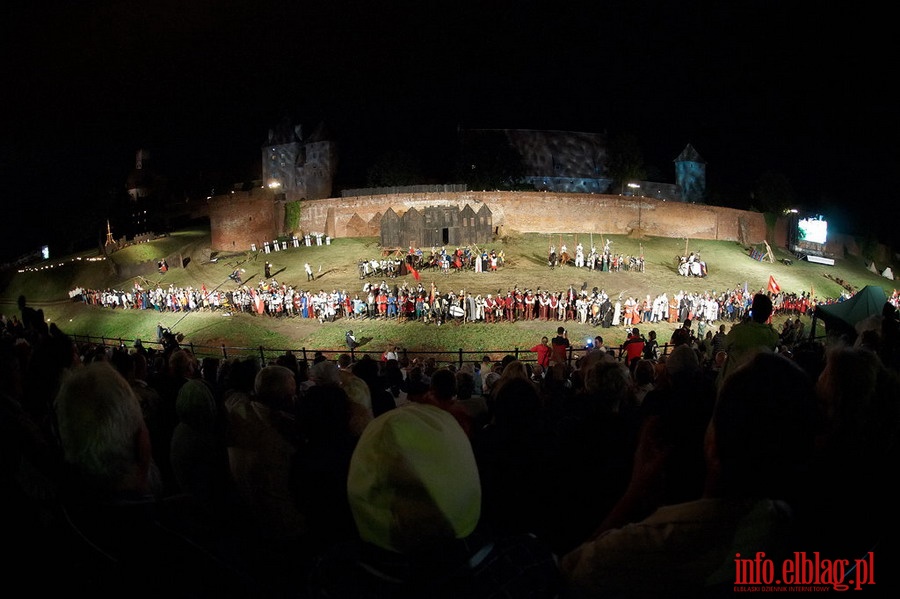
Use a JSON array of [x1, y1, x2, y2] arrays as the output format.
[[1, 226, 894, 363]]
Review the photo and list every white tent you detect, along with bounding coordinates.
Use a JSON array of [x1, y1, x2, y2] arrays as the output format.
[[883, 267, 894, 280], [867, 261, 879, 274]]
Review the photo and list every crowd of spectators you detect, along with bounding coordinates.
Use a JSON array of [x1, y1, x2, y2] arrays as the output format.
[[3, 291, 900, 597]]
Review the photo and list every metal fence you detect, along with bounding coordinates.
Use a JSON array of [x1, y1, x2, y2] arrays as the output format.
[[69, 333, 680, 367]]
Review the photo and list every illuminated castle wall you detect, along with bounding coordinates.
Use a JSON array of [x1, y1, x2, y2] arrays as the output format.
[[261, 118, 337, 200]]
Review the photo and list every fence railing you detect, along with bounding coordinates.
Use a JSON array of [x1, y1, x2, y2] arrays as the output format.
[[69, 333, 682, 367]]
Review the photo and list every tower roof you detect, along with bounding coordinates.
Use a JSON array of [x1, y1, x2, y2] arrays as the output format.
[[675, 144, 705, 164]]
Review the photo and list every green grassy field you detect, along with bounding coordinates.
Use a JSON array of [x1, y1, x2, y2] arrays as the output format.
[[1, 225, 894, 363]]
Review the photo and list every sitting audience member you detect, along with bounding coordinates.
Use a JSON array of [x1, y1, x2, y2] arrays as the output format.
[[561, 353, 817, 597], [400, 365, 430, 403], [638, 343, 716, 507], [474, 375, 555, 540], [799, 345, 900, 559], [631, 358, 656, 406], [716, 293, 779, 388], [487, 358, 533, 403], [226, 364, 308, 584], [335, 359, 374, 435], [309, 402, 561, 598], [221, 356, 259, 413], [421, 367, 474, 438], [481, 361, 503, 398], [293, 383, 359, 549], [170, 376, 235, 507], [454, 367, 489, 431], [52, 361, 259, 596], [544, 353, 640, 554], [350, 355, 394, 418]]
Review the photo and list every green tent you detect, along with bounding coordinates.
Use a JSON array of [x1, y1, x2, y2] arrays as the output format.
[[813, 285, 888, 340]]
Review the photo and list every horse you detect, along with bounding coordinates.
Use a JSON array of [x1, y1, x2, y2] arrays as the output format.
[[559, 251, 571, 266], [548, 251, 559, 269]]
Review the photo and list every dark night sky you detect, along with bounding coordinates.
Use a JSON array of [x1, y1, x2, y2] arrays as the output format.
[[2, 1, 896, 260]]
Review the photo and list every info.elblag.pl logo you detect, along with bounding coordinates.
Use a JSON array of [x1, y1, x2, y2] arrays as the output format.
[[734, 551, 875, 592]]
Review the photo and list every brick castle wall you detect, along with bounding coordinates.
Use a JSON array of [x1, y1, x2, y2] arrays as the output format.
[[209, 190, 768, 251], [208, 188, 285, 252], [298, 191, 768, 246]]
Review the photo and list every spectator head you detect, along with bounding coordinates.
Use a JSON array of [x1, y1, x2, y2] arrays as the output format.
[[581, 358, 634, 413], [351, 355, 380, 382], [710, 352, 816, 498], [750, 293, 773, 323], [296, 384, 352, 444], [224, 356, 259, 393], [670, 328, 691, 347], [429, 368, 457, 404], [168, 349, 196, 379], [274, 351, 298, 375], [55, 362, 151, 497], [455, 370, 475, 400], [254, 365, 297, 411], [634, 359, 656, 386], [347, 403, 481, 553], [309, 360, 340, 387], [665, 344, 700, 382]]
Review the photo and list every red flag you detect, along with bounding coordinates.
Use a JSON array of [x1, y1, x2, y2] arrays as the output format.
[[409, 264, 421, 281], [768, 275, 781, 294]]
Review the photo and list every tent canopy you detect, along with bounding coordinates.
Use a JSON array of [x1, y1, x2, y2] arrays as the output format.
[[814, 285, 887, 338]]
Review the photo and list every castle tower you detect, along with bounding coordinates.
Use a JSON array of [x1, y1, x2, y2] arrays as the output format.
[[674, 144, 706, 204], [125, 148, 154, 234], [262, 118, 336, 200]]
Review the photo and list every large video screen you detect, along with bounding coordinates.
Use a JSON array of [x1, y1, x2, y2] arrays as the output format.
[[798, 216, 828, 245]]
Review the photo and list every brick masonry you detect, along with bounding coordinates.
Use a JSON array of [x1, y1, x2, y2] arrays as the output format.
[[207, 189, 892, 266]]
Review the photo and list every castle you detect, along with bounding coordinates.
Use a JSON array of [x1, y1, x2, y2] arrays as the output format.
[[208, 120, 713, 251]]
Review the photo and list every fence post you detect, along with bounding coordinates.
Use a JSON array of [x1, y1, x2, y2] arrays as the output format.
[[567, 345, 573, 366], [221, 344, 227, 359], [350, 347, 355, 361], [458, 348, 463, 368], [301, 347, 307, 362], [514, 347, 519, 360], [259, 345, 265, 364]]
